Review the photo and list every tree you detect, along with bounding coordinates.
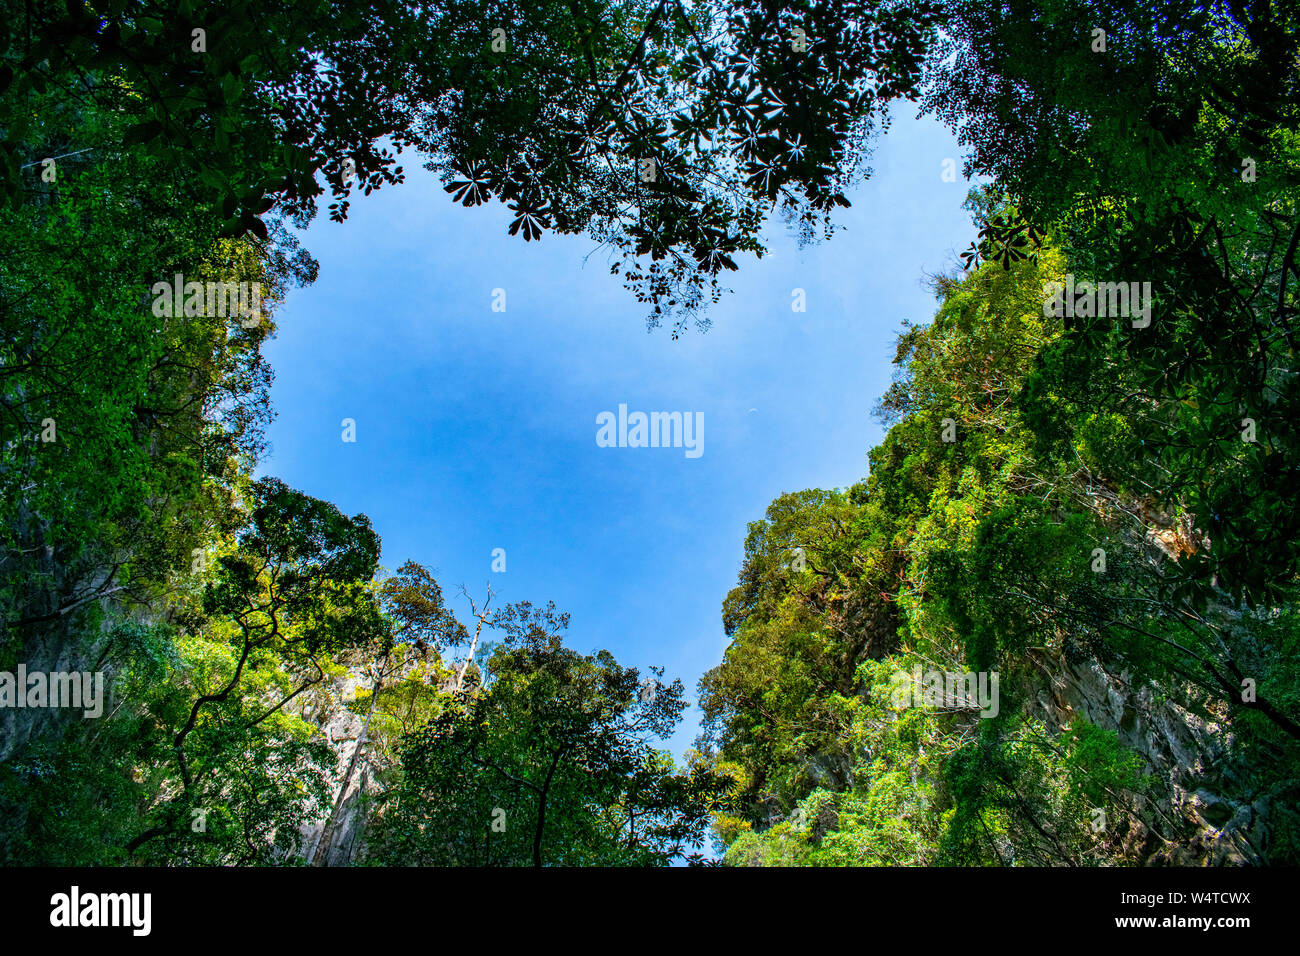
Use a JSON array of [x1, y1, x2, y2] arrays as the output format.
[[369, 600, 730, 865], [123, 477, 387, 863], [925, 0, 1300, 600], [3, 0, 945, 331], [310, 560, 467, 865], [702, 235, 1300, 865]]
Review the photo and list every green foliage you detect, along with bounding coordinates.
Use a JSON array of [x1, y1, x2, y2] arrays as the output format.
[[928, 0, 1300, 602], [5, 0, 1300, 869], [368, 603, 730, 866], [703, 222, 1300, 864], [2, 0, 944, 333]]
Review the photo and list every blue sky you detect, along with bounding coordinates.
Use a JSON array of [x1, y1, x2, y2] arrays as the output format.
[[259, 109, 978, 761]]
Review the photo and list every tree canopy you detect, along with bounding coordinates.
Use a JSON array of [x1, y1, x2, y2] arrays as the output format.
[[2, 0, 1298, 869]]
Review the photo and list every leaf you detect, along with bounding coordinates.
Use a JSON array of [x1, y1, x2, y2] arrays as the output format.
[[124, 119, 165, 146]]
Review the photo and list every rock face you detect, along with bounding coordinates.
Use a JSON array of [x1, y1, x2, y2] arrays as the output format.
[[296, 670, 376, 866], [0, 618, 114, 767], [1028, 648, 1269, 865], [293, 656, 455, 866], [304, 765, 373, 866]]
